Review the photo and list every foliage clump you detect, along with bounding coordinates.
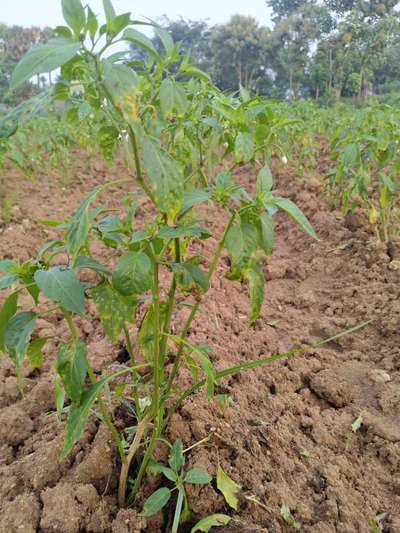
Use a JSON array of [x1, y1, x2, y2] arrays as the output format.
[[0, 0, 317, 523]]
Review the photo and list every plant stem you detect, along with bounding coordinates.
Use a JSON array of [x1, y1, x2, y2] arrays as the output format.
[[128, 125, 156, 204], [166, 320, 372, 423], [127, 259, 165, 503], [207, 211, 236, 280], [159, 238, 180, 366], [165, 211, 236, 396], [172, 487, 185, 533], [118, 414, 151, 507], [87, 367, 126, 463], [63, 309, 78, 339], [128, 423, 159, 503], [152, 261, 162, 415], [123, 324, 141, 419], [165, 302, 199, 395], [62, 310, 125, 463]]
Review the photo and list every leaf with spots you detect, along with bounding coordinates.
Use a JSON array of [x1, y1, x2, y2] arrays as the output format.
[[56, 339, 88, 404], [92, 282, 136, 342], [142, 137, 184, 223]]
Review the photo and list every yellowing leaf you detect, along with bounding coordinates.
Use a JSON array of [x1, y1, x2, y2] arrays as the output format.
[[191, 514, 232, 533], [216, 465, 241, 510]]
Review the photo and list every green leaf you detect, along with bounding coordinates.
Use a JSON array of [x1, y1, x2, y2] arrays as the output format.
[[258, 212, 274, 255], [179, 63, 210, 82], [67, 186, 103, 260], [5, 311, 37, 373], [122, 28, 159, 58], [256, 165, 273, 196], [74, 256, 110, 275], [341, 143, 359, 166], [154, 26, 174, 56], [147, 460, 178, 482], [55, 374, 66, 419], [172, 263, 209, 293], [169, 439, 185, 472], [234, 132, 255, 164], [138, 303, 167, 362], [112, 252, 153, 296], [245, 261, 265, 323], [86, 6, 98, 41], [56, 339, 88, 404], [159, 223, 210, 240], [142, 138, 184, 222], [0, 292, 18, 352], [55, 26, 74, 39], [35, 267, 86, 315], [62, 0, 85, 35], [62, 377, 108, 458], [271, 197, 318, 240], [216, 465, 241, 510], [109, 13, 131, 36], [92, 283, 135, 342], [0, 274, 18, 289], [103, 0, 116, 23], [103, 61, 139, 104], [191, 514, 232, 533], [185, 468, 212, 485], [160, 78, 189, 117], [193, 346, 216, 399], [225, 221, 258, 266], [141, 488, 171, 517], [97, 125, 119, 162], [351, 415, 363, 433], [27, 337, 47, 369], [0, 259, 16, 272], [280, 503, 301, 530], [181, 190, 211, 213], [95, 214, 125, 245], [11, 40, 80, 90]]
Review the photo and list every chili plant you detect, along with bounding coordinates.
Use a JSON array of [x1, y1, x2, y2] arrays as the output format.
[[328, 104, 400, 241], [0, 0, 318, 516]]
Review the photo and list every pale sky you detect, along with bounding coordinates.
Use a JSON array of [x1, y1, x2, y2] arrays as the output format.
[[0, 0, 272, 29]]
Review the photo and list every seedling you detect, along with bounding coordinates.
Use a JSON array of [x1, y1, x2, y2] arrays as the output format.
[[368, 512, 387, 533], [345, 414, 363, 450], [0, 0, 321, 520], [280, 503, 301, 530], [142, 438, 212, 531]]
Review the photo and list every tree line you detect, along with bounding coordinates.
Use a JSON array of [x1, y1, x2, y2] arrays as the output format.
[[1, 1, 400, 106], [134, 0, 400, 100]]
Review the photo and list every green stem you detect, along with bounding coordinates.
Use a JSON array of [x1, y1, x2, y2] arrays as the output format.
[[172, 487, 185, 533], [63, 309, 78, 339], [165, 320, 372, 425], [127, 125, 156, 204], [88, 367, 126, 463], [165, 212, 236, 396], [207, 211, 236, 281], [152, 261, 162, 416], [159, 239, 180, 366], [123, 324, 141, 419], [165, 302, 199, 395], [62, 310, 125, 463], [128, 423, 159, 503]]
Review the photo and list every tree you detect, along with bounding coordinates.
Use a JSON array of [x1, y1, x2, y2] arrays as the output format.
[[269, 2, 334, 99], [266, 0, 308, 21], [0, 24, 53, 106], [209, 15, 271, 92]]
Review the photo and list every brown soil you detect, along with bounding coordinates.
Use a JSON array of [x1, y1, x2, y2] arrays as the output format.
[[0, 153, 399, 532]]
